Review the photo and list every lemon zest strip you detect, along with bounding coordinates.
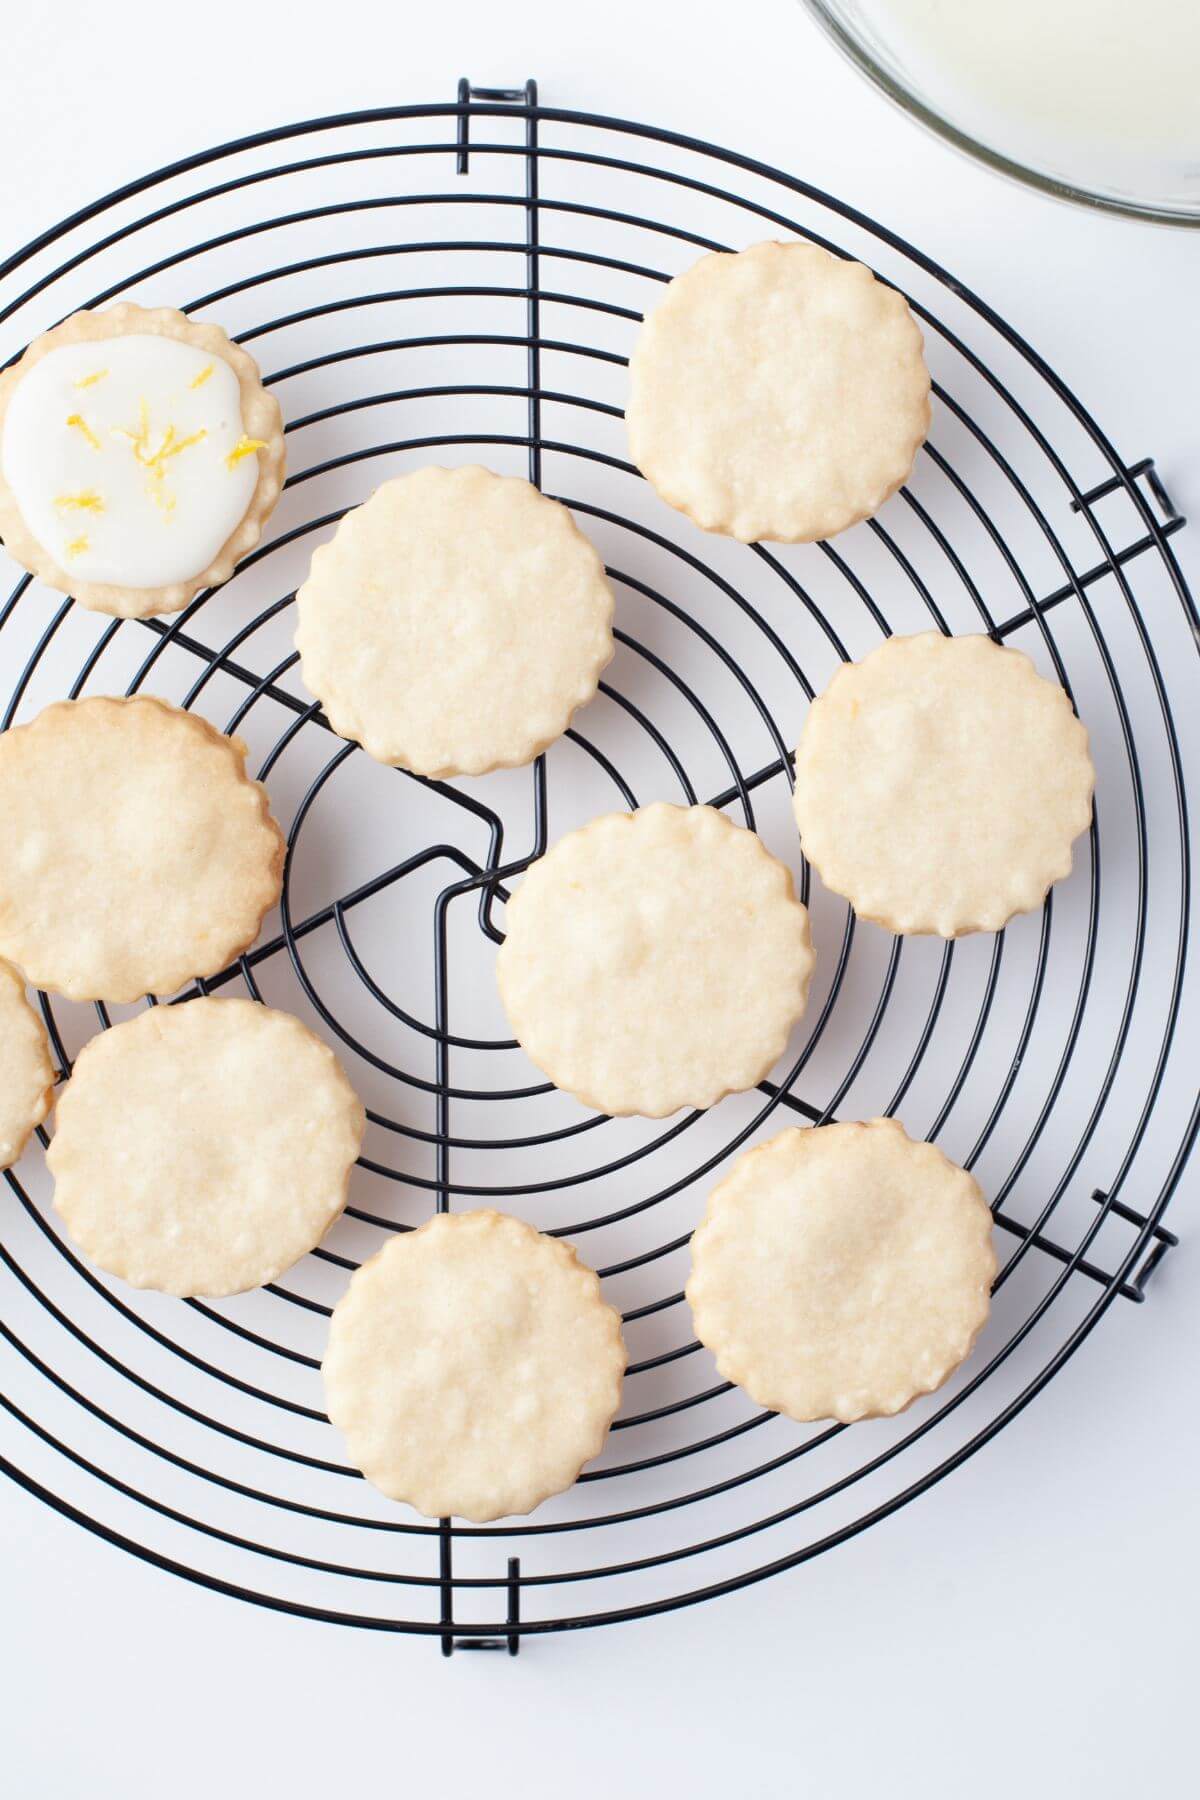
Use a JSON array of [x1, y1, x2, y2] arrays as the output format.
[[225, 435, 266, 470], [66, 413, 100, 450], [113, 401, 208, 512], [55, 490, 105, 513]]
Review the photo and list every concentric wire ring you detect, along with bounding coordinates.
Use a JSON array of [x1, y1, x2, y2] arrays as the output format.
[[0, 86, 1195, 1646]]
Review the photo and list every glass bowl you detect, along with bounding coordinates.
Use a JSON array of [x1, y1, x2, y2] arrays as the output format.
[[801, 0, 1200, 226]]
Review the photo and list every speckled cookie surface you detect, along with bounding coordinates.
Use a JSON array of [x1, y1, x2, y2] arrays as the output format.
[[47, 998, 364, 1297], [0, 303, 284, 618], [295, 466, 615, 777], [687, 1119, 996, 1423], [0, 958, 55, 1170], [324, 1210, 627, 1522], [626, 240, 930, 543], [496, 803, 815, 1118], [792, 633, 1094, 936], [0, 695, 284, 1002]]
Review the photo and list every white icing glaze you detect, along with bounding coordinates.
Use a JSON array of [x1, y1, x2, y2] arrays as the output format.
[[1, 334, 264, 589]]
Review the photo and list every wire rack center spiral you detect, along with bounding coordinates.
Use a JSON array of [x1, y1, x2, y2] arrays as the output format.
[[0, 79, 1196, 1654]]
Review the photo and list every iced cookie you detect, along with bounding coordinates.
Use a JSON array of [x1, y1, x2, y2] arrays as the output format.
[[324, 1210, 626, 1522], [0, 303, 284, 617], [47, 998, 364, 1297], [792, 632, 1095, 936], [295, 466, 614, 777], [626, 240, 930, 543], [0, 959, 55, 1170], [0, 695, 285, 1001], [687, 1119, 996, 1423], [496, 803, 815, 1117]]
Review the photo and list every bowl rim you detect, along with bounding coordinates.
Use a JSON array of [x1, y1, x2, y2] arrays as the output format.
[[800, 0, 1200, 228]]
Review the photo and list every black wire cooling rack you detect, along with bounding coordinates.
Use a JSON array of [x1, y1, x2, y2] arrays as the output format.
[[0, 80, 1196, 1656]]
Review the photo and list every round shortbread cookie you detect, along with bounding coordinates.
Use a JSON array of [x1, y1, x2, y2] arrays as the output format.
[[792, 633, 1095, 937], [0, 695, 285, 1002], [496, 803, 815, 1118], [626, 240, 930, 544], [0, 303, 285, 618], [295, 466, 615, 776], [0, 958, 55, 1171], [687, 1119, 996, 1423], [47, 998, 364, 1297], [324, 1210, 627, 1522]]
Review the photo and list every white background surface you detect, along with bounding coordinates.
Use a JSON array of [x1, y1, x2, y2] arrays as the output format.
[[1, 3, 1196, 1794]]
